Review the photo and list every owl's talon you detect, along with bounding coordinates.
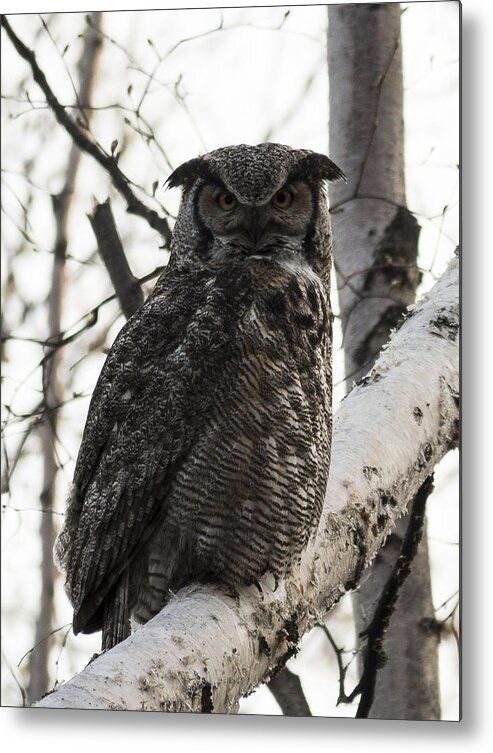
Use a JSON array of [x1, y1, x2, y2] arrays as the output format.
[[86, 650, 105, 666], [253, 579, 264, 597]]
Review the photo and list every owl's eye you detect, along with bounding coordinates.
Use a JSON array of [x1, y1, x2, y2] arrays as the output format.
[[217, 192, 237, 211], [272, 189, 293, 209]]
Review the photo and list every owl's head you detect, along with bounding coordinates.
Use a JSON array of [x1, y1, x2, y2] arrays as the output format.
[[167, 143, 345, 277]]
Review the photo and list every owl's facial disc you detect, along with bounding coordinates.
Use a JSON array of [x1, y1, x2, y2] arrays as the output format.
[[197, 180, 314, 256]]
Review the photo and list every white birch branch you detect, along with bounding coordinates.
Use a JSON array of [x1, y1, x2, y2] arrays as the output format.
[[36, 253, 459, 712]]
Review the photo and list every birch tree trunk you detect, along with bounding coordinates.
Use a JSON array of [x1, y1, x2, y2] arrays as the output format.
[[26, 12, 102, 705], [35, 255, 458, 711], [327, 2, 440, 719]]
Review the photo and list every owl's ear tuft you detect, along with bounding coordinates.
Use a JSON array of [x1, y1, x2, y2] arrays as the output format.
[[166, 158, 207, 190], [296, 153, 346, 184]]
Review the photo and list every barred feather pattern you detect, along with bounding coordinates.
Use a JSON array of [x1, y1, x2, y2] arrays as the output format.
[[55, 143, 341, 648]]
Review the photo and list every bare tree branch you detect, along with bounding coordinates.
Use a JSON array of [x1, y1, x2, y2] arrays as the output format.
[[26, 12, 103, 705], [88, 199, 144, 319], [319, 624, 357, 706], [268, 668, 312, 717], [0, 14, 172, 245]]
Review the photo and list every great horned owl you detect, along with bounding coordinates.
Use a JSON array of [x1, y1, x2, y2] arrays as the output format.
[[55, 143, 344, 650]]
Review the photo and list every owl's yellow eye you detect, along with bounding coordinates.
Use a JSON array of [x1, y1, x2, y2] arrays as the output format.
[[217, 192, 237, 211], [272, 189, 293, 209]]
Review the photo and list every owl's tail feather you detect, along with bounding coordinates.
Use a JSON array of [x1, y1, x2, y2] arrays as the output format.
[[101, 568, 131, 650]]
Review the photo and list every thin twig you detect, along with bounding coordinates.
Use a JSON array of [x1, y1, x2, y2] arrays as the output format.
[[1, 648, 27, 706], [17, 623, 73, 668], [319, 624, 359, 705]]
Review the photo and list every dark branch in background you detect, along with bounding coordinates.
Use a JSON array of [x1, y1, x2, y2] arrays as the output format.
[[319, 624, 357, 707], [320, 476, 435, 713], [354, 475, 435, 718], [26, 11, 104, 705], [268, 667, 312, 717], [0, 14, 172, 246], [88, 199, 144, 318]]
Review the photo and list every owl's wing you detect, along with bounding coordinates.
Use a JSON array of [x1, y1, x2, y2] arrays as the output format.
[[59, 265, 250, 634]]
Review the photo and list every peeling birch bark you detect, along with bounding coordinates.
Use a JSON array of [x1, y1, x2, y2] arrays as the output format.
[[35, 254, 459, 712]]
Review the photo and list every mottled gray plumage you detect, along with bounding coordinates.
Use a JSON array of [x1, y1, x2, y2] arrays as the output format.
[[55, 143, 344, 650]]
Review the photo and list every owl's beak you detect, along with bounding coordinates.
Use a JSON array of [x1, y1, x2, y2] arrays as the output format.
[[244, 207, 268, 247]]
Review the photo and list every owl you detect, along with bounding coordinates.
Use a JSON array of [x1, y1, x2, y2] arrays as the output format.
[[55, 143, 344, 650]]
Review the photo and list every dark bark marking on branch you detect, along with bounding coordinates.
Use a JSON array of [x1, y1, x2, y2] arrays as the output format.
[[259, 635, 271, 657], [344, 521, 368, 592], [282, 613, 300, 645], [363, 207, 421, 293], [376, 513, 388, 530], [380, 492, 398, 508], [363, 465, 381, 481], [429, 309, 459, 342], [274, 613, 301, 671], [200, 682, 214, 713], [355, 372, 383, 389], [352, 206, 421, 371], [352, 304, 401, 369], [413, 442, 434, 472]]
